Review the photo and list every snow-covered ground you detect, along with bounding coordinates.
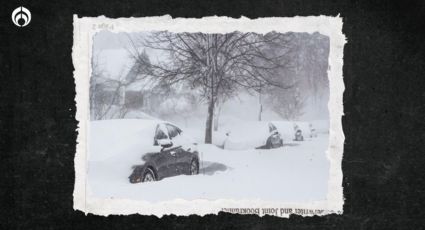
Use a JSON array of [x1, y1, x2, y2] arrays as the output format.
[[87, 133, 329, 203]]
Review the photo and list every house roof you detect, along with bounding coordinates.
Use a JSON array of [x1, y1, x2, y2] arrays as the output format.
[[94, 47, 169, 92]]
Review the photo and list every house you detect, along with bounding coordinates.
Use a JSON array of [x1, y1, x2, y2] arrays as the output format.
[[91, 48, 153, 118]]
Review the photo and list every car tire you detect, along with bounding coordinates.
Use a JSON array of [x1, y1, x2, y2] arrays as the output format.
[[190, 159, 199, 175], [142, 168, 156, 182]]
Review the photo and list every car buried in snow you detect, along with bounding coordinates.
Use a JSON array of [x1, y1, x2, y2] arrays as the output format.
[[293, 129, 304, 141], [129, 122, 200, 183], [223, 122, 284, 150], [88, 119, 199, 184]]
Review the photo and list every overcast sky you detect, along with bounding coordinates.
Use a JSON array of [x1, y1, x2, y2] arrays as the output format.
[[93, 31, 152, 53]]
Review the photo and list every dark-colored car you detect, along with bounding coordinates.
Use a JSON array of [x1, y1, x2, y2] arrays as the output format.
[[257, 123, 284, 149], [129, 122, 199, 183], [224, 121, 284, 150], [294, 129, 304, 141]]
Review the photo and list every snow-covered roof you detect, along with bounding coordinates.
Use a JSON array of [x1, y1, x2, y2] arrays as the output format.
[[125, 76, 158, 91], [94, 48, 172, 92]]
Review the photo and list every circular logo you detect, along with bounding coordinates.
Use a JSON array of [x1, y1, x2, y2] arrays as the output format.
[[11, 6, 31, 27]]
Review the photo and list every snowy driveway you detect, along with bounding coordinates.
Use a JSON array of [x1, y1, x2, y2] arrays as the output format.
[[88, 134, 329, 203]]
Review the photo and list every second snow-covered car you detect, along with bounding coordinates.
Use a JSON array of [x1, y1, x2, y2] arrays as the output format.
[[293, 129, 304, 141], [223, 122, 283, 150]]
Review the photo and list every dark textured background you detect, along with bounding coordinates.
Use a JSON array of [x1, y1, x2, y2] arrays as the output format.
[[1, 0, 425, 229]]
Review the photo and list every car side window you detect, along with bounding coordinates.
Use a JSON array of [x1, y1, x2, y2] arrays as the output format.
[[166, 124, 181, 139]]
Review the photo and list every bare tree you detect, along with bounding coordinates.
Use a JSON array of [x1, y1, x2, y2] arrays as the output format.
[[131, 31, 293, 143], [266, 86, 306, 120], [90, 54, 124, 120], [90, 50, 153, 120], [291, 33, 330, 101], [90, 73, 127, 120], [261, 33, 330, 121]]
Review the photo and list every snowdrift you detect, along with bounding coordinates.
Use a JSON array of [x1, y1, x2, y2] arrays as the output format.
[[88, 134, 330, 202], [223, 121, 274, 150], [89, 119, 162, 162]]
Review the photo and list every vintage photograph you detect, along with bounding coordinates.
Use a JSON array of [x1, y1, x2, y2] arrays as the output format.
[[73, 16, 345, 216]]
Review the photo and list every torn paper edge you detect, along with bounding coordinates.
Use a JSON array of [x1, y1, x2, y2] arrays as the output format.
[[72, 15, 346, 217]]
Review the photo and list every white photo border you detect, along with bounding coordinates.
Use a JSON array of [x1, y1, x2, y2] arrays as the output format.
[[72, 15, 346, 217]]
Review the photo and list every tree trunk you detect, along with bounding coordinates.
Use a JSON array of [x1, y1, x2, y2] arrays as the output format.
[[258, 104, 262, 121], [258, 87, 262, 121], [204, 98, 215, 144], [213, 103, 221, 131]]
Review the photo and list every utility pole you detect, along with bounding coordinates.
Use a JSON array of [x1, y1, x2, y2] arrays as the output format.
[[258, 84, 262, 121]]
